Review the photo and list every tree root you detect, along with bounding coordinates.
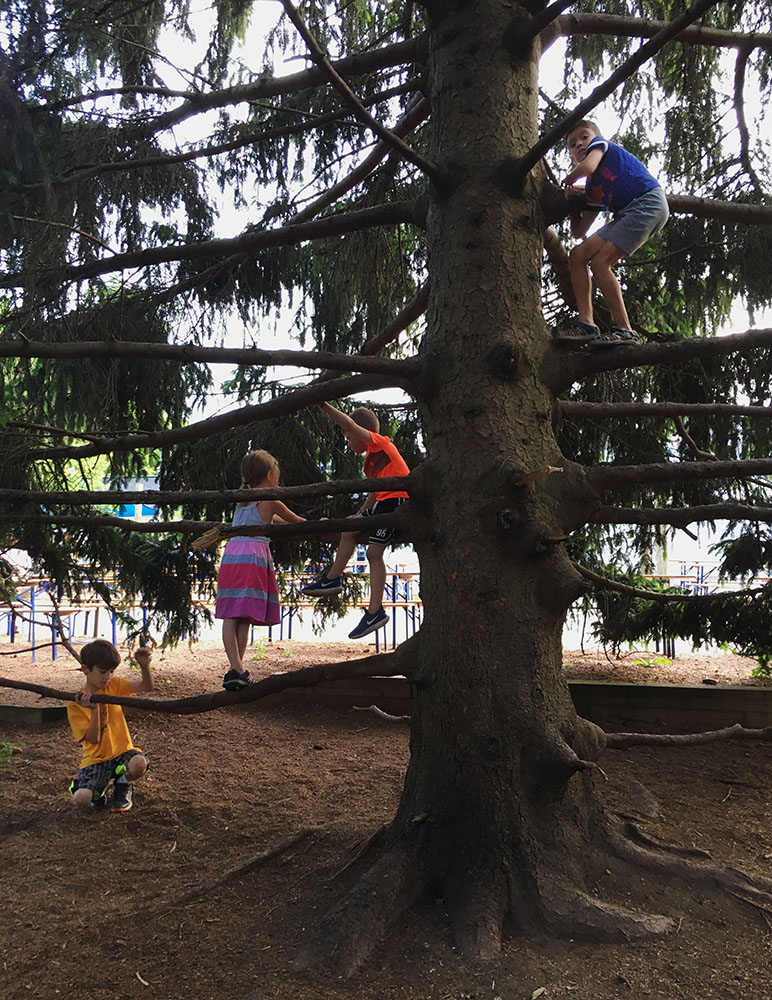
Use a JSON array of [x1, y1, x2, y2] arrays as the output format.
[[537, 880, 675, 940], [293, 842, 426, 977], [619, 818, 712, 859], [607, 812, 772, 904]]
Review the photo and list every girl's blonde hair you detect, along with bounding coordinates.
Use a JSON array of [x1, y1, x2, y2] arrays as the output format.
[[240, 449, 279, 487]]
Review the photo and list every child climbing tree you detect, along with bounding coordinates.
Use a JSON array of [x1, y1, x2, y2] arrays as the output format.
[[2, 0, 772, 972]]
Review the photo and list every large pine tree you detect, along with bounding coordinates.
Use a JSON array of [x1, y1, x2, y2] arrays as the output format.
[[3, 0, 772, 969]]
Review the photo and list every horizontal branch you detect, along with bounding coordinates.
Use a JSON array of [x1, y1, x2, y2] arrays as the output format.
[[549, 327, 772, 391], [592, 504, 772, 528], [668, 193, 772, 225], [24, 81, 419, 195], [0, 640, 416, 715], [545, 12, 772, 54], [560, 400, 772, 421], [25, 372, 410, 461], [0, 339, 420, 379], [575, 563, 767, 603], [139, 36, 426, 137], [589, 457, 772, 492], [606, 723, 772, 750], [0, 200, 425, 289], [0, 477, 413, 507]]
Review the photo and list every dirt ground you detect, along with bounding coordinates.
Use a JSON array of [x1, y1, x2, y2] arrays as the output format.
[[2, 638, 772, 1000]]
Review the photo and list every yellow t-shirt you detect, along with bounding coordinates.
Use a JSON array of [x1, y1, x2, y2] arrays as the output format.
[[67, 676, 141, 766]]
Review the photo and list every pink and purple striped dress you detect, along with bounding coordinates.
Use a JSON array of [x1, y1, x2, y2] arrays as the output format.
[[214, 504, 281, 625]]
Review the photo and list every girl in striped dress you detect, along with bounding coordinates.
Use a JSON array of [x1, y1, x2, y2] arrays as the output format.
[[216, 450, 305, 690]]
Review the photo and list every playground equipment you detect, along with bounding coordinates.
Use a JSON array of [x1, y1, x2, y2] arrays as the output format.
[[1, 559, 424, 659]]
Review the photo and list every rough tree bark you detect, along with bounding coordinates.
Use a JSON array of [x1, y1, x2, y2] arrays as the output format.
[[294, 1, 772, 973]]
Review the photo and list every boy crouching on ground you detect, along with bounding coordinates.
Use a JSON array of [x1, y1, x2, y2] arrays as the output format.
[[68, 640, 153, 813]]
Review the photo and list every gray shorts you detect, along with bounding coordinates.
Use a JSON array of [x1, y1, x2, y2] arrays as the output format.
[[595, 186, 669, 256]]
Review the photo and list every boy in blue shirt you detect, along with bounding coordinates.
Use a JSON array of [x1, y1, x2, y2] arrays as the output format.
[[554, 119, 669, 347]]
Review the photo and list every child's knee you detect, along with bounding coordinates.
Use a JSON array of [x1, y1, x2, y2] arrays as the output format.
[[71, 787, 95, 807], [127, 754, 148, 779], [366, 543, 385, 563]]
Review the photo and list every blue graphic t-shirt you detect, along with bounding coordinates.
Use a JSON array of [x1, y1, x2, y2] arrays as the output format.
[[585, 137, 661, 214]]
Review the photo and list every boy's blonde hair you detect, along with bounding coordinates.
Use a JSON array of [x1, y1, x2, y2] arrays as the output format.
[[568, 119, 601, 140], [80, 639, 121, 671], [350, 407, 379, 433], [240, 449, 279, 487]]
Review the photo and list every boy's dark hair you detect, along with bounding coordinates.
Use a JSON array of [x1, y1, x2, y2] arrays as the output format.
[[240, 449, 279, 487], [568, 119, 600, 138], [350, 407, 379, 433], [80, 640, 121, 671]]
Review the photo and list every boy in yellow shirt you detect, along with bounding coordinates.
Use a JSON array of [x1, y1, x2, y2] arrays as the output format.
[[67, 640, 153, 813]]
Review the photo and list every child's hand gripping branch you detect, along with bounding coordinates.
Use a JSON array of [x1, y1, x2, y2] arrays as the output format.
[[301, 401, 410, 639]]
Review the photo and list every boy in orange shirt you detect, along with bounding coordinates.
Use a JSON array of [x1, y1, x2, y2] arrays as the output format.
[[302, 402, 410, 638], [67, 640, 153, 813]]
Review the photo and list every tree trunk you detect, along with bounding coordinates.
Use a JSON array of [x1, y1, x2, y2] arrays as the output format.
[[296, 2, 729, 971]]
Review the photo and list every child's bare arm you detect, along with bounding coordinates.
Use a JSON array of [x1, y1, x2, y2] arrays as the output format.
[[319, 402, 371, 446], [75, 691, 101, 743], [130, 647, 153, 693], [265, 501, 306, 524], [562, 148, 603, 188]]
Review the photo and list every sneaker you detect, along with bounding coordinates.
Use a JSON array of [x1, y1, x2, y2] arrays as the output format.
[[90, 789, 108, 810], [552, 320, 600, 344], [110, 780, 133, 813], [587, 326, 639, 348], [222, 668, 253, 691], [348, 607, 389, 640], [301, 572, 343, 597]]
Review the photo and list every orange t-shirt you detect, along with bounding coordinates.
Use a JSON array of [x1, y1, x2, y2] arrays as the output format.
[[363, 431, 410, 501], [67, 676, 141, 766]]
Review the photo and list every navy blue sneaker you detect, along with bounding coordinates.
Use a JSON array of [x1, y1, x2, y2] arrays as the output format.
[[223, 669, 253, 691], [301, 572, 343, 597], [110, 780, 133, 813], [348, 607, 389, 639], [90, 789, 107, 810]]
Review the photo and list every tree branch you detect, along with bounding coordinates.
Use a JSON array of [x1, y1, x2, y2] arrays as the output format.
[[138, 36, 426, 138], [548, 327, 772, 391], [281, 0, 441, 183], [0, 638, 418, 715], [606, 723, 772, 750], [0, 200, 426, 289], [289, 95, 431, 225], [588, 457, 772, 493], [668, 193, 772, 225], [0, 338, 420, 379], [543, 12, 772, 55], [509, 0, 721, 183], [0, 479, 413, 507], [733, 42, 764, 197], [592, 504, 772, 529], [21, 81, 419, 195], [574, 563, 768, 604], [24, 372, 413, 462], [560, 400, 772, 421]]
